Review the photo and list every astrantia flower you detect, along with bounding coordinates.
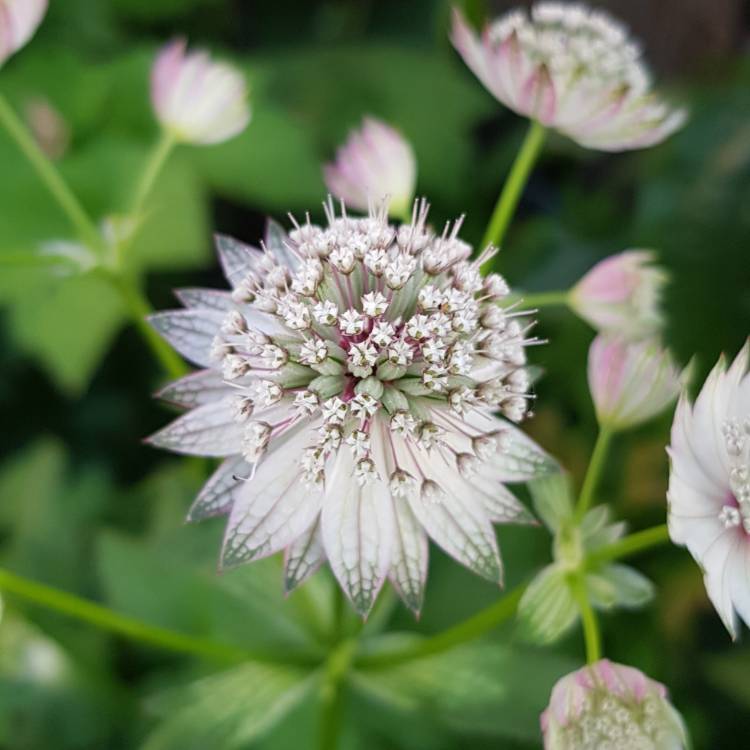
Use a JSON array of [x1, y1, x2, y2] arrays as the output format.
[[451, 3, 686, 152], [323, 117, 417, 219], [150, 39, 250, 146], [570, 251, 668, 340], [668, 343, 750, 638], [0, 0, 47, 67], [541, 659, 689, 749], [148, 199, 556, 615], [588, 335, 683, 432]]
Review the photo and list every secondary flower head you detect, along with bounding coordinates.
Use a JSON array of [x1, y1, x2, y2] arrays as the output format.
[[588, 335, 683, 431], [0, 0, 47, 67], [323, 117, 417, 219], [668, 343, 750, 638], [451, 3, 686, 152], [148, 198, 556, 616], [570, 251, 668, 340], [541, 659, 689, 749], [150, 39, 250, 146]]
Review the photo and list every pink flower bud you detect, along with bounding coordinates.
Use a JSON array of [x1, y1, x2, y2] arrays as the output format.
[[150, 39, 250, 146], [323, 117, 416, 217], [588, 335, 683, 431], [541, 659, 689, 749], [0, 0, 47, 67], [571, 251, 668, 339]]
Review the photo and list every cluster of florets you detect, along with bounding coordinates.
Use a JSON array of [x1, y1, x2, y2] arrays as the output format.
[[210, 199, 538, 488], [718, 417, 750, 532]]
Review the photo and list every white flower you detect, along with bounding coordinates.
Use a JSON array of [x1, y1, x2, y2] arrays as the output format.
[[570, 250, 668, 339], [588, 335, 683, 431], [148, 201, 555, 616], [323, 117, 417, 218], [0, 0, 47, 67], [451, 3, 686, 152], [541, 659, 689, 749], [668, 343, 750, 638], [150, 39, 250, 145]]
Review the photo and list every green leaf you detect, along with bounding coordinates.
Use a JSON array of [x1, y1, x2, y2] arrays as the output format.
[[517, 564, 578, 645], [528, 472, 574, 532], [586, 564, 655, 611], [142, 662, 316, 750]]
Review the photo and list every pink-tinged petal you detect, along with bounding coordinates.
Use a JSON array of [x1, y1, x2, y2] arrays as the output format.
[[0, 0, 47, 67], [187, 454, 248, 522], [214, 233, 263, 288], [156, 369, 231, 409], [702, 530, 740, 639], [175, 287, 234, 313], [321, 448, 394, 617], [146, 397, 242, 457], [518, 64, 557, 124], [284, 517, 325, 594], [148, 309, 224, 368], [388, 497, 429, 615]]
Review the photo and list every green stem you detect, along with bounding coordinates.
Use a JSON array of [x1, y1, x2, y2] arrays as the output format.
[[131, 131, 176, 219], [480, 119, 546, 271], [522, 290, 570, 309], [0, 567, 317, 666], [587, 524, 670, 568], [571, 574, 601, 664], [0, 92, 103, 252], [575, 427, 613, 521], [356, 584, 525, 669], [318, 640, 356, 750]]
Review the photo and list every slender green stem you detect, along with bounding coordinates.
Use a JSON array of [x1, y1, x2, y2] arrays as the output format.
[[356, 584, 525, 669], [480, 119, 546, 271], [522, 290, 570, 309], [571, 574, 601, 664], [0, 93, 103, 252], [0, 567, 317, 666], [587, 524, 670, 568], [318, 639, 356, 750], [575, 427, 613, 521], [131, 130, 176, 219]]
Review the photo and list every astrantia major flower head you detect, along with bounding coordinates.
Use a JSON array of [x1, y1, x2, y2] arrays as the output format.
[[541, 659, 689, 749], [571, 250, 668, 340], [0, 0, 47, 68], [150, 39, 250, 146], [148, 198, 555, 615], [668, 342, 750, 638], [323, 117, 417, 220], [451, 3, 686, 152]]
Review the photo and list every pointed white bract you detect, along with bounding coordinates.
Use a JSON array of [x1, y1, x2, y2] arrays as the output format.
[[587, 335, 683, 431], [668, 343, 750, 638], [570, 251, 668, 340], [451, 3, 686, 152], [150, 38, 250, 145], [323, 117, 417, 219], [541, 659, 689, 749], [149, 202, 555, 616], [0, 0, 47, 67]]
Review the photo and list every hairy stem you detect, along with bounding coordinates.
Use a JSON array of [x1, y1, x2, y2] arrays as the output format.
[[587, 524, 671, 567], [480, 119, 546, 271], [575, 427, 613, 521]]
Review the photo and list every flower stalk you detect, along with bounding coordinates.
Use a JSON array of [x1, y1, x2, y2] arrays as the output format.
[[570, 573, 601, 664], [586, 524, 670, 567], [575, 427, 613, 521]]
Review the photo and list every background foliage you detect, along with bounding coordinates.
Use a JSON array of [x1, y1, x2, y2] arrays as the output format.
[[1, 0, 749, 747]]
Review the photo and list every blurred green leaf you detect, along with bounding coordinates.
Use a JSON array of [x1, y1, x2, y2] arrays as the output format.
[[529, 472, 573, 533], [586, 564, 655, 611], [517, 564, 578, 645]]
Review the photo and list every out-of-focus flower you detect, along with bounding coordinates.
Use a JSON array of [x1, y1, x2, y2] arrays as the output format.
[[541, 659, 689, 749], [148, 201, 556, 616], [323, 117, 417, 219], [150, 39, 250, 145], [451, 3, 686, 152], [570, 250, 668, 340], [588, 335, 683, 431], [668, 343, 750, 639], [0, 0, 47, 67], [24, 97, 70, 160]]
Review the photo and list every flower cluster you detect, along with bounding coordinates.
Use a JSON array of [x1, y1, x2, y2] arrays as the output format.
[[451, 3, 686, 151], [149, 199, 555, 614]]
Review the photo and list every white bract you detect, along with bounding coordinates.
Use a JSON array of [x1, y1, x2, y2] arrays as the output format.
[[451, 2, 686, 152], [0, 0, 47, 67], [668, 343, 750, 638], [148, 199, 555, 615]]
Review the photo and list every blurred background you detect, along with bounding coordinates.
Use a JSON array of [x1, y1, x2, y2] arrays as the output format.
[[1, 0, 749, 747]]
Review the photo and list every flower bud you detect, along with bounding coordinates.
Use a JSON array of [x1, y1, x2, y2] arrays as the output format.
[[323, 117, 417, 218], [0, 0, 47, 68], [571, 251, 668, 340], [541, 659, 689, 749], [150, 39, 250, 145], [587, 335, 684, 431]]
